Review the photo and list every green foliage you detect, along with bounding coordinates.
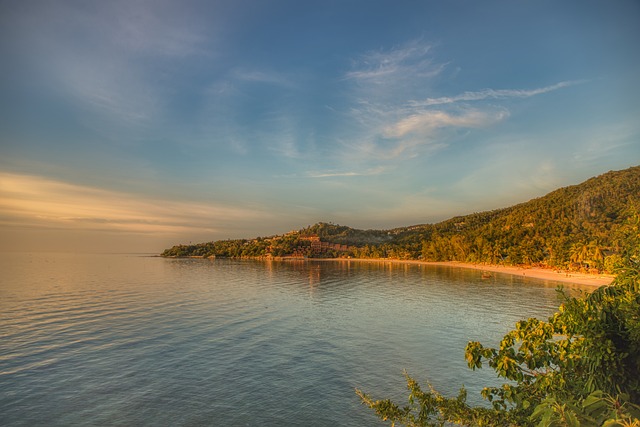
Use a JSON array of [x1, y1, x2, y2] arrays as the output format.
[[390, 166, 640, 269], [160, 232, 308, 258], [357, 375, 518, 427], [162, 166, 639, 268], [357, 215, 640, 426], [300, 222, 392, 246], [530, 391, 640, 427]]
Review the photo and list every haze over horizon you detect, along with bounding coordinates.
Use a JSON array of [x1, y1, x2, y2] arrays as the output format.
[[1, 1, 639, 253]]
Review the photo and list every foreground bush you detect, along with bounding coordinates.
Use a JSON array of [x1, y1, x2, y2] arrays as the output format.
[[358, 217, 640, 426]]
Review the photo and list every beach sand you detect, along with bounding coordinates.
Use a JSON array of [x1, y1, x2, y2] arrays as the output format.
[[318, 258, 615, 287]]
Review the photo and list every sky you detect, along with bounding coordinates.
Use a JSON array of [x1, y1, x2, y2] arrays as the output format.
[[1, 0, 639, 253]]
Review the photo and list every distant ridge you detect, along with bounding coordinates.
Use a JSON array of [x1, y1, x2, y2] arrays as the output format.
[[162, 166, 640, 273]]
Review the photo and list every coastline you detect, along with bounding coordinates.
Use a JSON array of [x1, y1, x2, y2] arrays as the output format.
[[310, 258, 616, 287], [164, 254, 615, 287]]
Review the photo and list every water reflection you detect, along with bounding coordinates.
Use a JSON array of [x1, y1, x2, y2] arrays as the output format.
[[0, 254, 591, 427]]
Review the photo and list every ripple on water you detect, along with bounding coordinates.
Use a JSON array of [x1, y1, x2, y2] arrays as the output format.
[[0, 255, 578, 426]]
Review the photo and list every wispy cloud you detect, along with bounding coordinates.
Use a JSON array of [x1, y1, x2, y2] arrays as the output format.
[[232, 69, 296, 88], [7, 1, 213, 125], [408, 81, 584, 107], [271, 136, 301, 159], [198, 67, 304, 157], [345, 40, 445, 83], [263, 114, 306, 159], [48, 51, 159, 124], [105, 1, 210, 57], [307, 166, 386, 178], [340, 39, 470, 161], [0, 173, 265, 236], [342, 39, 584, 163], [383, 109, 509, 139]]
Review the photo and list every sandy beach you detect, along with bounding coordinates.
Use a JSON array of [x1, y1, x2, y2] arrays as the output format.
[[318, 258, 615, 287]]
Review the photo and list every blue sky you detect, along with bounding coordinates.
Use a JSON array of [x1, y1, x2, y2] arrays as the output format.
[[1, 0, 639, 252]]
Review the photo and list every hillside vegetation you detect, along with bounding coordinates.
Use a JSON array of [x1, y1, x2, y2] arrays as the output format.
[[358, 214, 640, 426], [162, 166, 640, 273]]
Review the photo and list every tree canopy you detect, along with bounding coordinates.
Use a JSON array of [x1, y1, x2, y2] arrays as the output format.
[[162, 166, 640, 273], [356, 214, 640, 426]]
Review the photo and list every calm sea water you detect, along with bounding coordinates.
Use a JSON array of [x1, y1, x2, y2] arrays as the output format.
[[0, 253, 588, 426]]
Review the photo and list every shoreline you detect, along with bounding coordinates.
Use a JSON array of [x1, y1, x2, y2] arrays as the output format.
[[306, 258, 616, 287], [164, 255, 615, 287]]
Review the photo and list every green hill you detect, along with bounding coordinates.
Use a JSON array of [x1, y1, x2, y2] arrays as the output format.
[[162, 165, 640, 272]]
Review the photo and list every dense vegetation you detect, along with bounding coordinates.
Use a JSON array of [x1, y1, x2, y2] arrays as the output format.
[[160, 166, 640, 425], [357, 213, 640, 426], [162, 166, 640, 273]]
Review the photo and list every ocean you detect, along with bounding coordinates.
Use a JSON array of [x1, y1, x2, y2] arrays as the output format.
[[0, 253, 584, 426]]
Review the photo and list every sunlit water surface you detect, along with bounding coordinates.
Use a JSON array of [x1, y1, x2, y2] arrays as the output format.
[[0, 253, 590, 426]]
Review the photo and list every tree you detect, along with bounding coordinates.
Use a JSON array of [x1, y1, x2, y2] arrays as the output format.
[[570, 242, 590, 267], [357, 216, 640, 426], [590, 241, 605, 266]]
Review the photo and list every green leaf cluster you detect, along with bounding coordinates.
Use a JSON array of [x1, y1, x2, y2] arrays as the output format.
[[357, 215, 640, 426], [161, 232, 307, 258]]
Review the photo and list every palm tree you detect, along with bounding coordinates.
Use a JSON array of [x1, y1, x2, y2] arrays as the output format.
[[590, 241, 605, 262], [570, 241, 590, 268], [588, 241, 605, 270]]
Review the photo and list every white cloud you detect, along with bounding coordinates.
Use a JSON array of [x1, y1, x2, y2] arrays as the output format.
[[408, 81, 584, 107], [383, 109, 509, 139], [341, 40, 584, 164]]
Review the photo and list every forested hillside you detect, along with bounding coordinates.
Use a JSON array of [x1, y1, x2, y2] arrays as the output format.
[[162, 166, 640, 273]]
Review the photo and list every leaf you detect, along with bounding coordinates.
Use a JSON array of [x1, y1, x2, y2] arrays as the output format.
[[531, 401, 553, 421], [565, 411, 580, 427], [582, 391, 608, 416]]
